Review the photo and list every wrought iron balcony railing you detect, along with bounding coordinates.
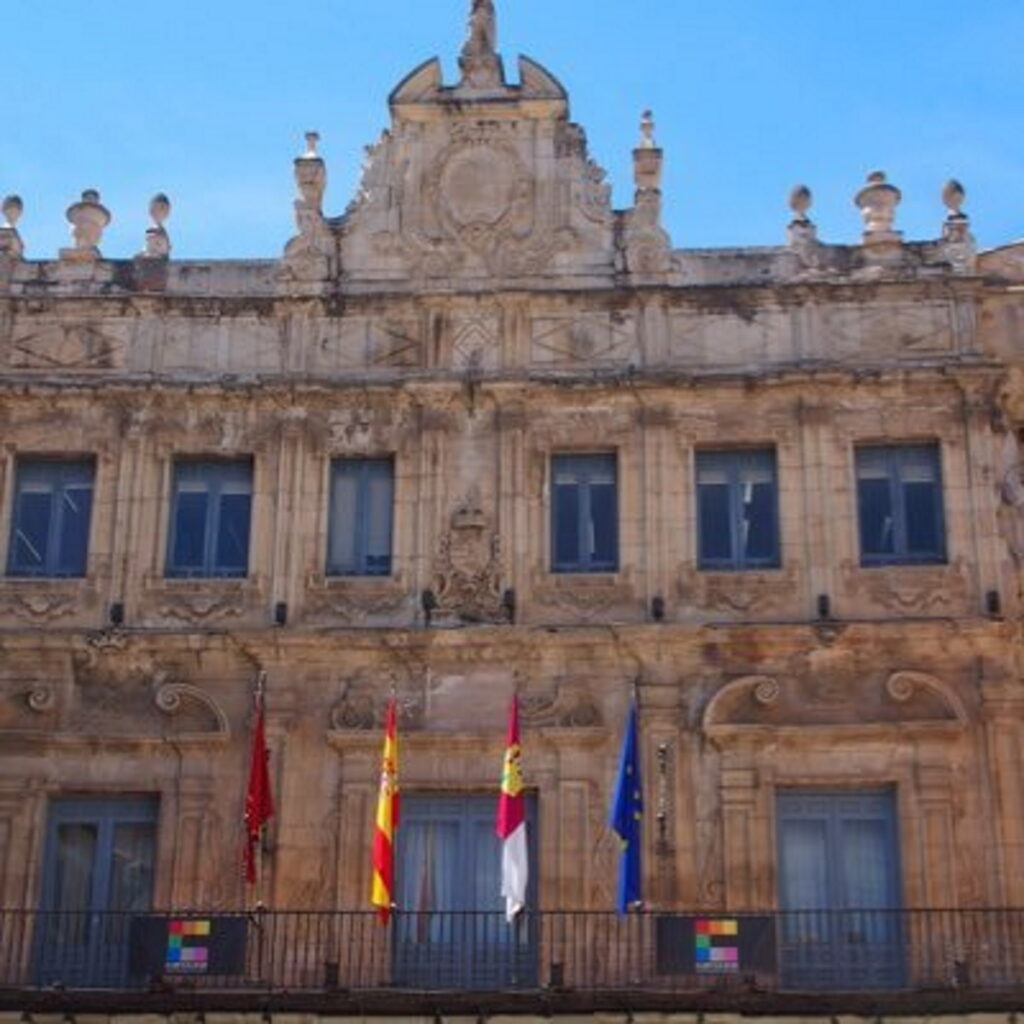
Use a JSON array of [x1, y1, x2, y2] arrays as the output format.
[[2, 907, 1023, 1000]]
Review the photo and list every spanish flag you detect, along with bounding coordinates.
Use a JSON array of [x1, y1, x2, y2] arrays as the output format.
[[496, 695, 527, 921], [371, 696, 400, 924]]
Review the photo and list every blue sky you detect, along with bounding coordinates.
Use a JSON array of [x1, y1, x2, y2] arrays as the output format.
[[3, 0, 1023, 260]]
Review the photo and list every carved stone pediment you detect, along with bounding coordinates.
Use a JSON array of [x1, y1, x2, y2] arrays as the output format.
[[0, 665, 228, 745], [340, 47, 614, 289], [704, 670, 966, 742]]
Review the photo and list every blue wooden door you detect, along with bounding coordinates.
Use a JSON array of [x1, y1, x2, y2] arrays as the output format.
[[35, 796, 157, 987], [393, 794, 537, 988], [776, 789, 903, 990]]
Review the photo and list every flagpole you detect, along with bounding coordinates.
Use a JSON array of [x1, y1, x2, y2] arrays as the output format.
[[255, 670, 266, 911]]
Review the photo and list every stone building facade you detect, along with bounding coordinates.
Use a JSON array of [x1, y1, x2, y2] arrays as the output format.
[[1, 0, 1024, 1012]]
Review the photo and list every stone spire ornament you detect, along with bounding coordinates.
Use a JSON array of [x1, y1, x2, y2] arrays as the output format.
[[459, 0, 503, 89], [62, 189, 111, 261], [141, 193, 172, 259], [0, 195, 24, 260], [282, 130, 332, 283], [625, 109, 670, 275]]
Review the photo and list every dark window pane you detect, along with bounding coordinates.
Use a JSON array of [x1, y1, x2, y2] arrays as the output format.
[[743, 480, 777, 563], [171, 491, 208, 572], [364, 464, 394, 574], [553, 480, 580, 567], [904, 481, 941, 556], [858, 477, 894, 557], [698, 483, 732, 564], [10, 490, 52, 573], [215, 493, 251, 574], [108, 823, 156, 913], [327, 459, 394, 576], [56, 485, 92, 576], [856, 445, 944, 565], [589, 480, 618, 569]]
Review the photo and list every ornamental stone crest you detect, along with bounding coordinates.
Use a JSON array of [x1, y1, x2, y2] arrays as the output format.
[[433, 487, 504, 624]]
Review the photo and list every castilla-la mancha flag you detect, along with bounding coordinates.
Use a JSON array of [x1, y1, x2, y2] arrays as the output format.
[[371, 696, 400, 924], [243, 676, 274, 886], [496, 695, 527, 922]]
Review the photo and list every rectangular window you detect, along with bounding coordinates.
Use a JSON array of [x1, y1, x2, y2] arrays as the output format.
[[551, 453, 618, 573], [856, 444, 945, 565], [166, 459, 252, 578], [395, 794, 537, 988], [696, 448, 779, 570], [36, 795, 157, 988], [776, 788, 902, 990], [7, 458, 94, 578], [327, 457, 394, 576]]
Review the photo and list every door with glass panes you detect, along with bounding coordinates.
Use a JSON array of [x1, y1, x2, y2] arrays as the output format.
[[394, 794, 536, 988], [35, 797, 157, 987], [776, 789, 903, 990]]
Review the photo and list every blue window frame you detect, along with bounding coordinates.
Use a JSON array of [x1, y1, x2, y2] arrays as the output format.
[[856, 444, 945, 566], [776, 788, 903, 990], [551, 453, 618, 573], [7, 458, 94, 578], [35, 795, 157, 988], [696, 448, 779, 570], [166, 459, 252, 578], [327, 457, 394, 576], [395, 794, 537, 988]]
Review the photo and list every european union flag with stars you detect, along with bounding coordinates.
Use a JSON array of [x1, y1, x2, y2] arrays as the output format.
[[609, 698, 643, 914]]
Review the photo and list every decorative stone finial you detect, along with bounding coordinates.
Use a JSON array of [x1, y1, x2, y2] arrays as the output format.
[[141, 193, 172, 259], [639, 110, 657, 150], [302, 131, 320, 160], [787, 185, 818, 250], [63, 189, 111, 260], [459, 0, 502, 88], [854, 170, 902, 244], [633, 110, 663, 192], [2, 195, 23, 229], [283, 131, 331, 282], [294, 130, 327, 213], [939, 178, 975, 269], [0, 194, 24, 260], [942, 179, 966, 220], [789, 185, 813, 222]]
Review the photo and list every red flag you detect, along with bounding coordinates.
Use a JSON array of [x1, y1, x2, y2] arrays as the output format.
[[243, 676, 274, 886], [496, 695, 527, 921]]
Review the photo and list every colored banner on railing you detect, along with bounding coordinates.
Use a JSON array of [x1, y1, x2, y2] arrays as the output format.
[[129, 915, 248, 976], [655, 915, 777, 975]]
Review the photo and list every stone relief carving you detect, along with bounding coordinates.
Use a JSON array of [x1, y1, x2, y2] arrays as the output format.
[[0, 588, 84, 624], [305, 581, 408, 625], [520, 678, 602, 728], [156, 590, 249, 624], [532, 577, 635, 620], [328, 670, 424, 731], [530, 312, 636, 366], [840, 556, 970, 613], [433, 487, 504, 624], [7, 322, 126, 370], [704, 669, 966, 738], [997, 428, 1024, 562], [680, 565, 799, 616]]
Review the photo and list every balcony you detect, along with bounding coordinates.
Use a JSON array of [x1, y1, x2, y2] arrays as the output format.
[[2, 909, 1024, 1015]]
